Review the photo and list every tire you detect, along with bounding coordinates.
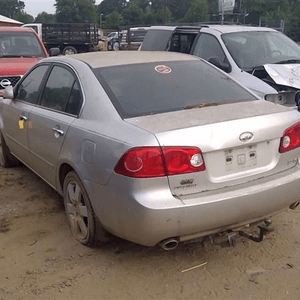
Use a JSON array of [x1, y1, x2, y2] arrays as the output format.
[[113, 41, 120, 51], [0, 132, 19, 168], [63, 171, 107, 246], [63, 46, 77, 55], [107, 43, 112, 51]]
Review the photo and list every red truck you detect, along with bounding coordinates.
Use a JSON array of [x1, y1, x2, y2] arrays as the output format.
[[0, 26, 58, 96]]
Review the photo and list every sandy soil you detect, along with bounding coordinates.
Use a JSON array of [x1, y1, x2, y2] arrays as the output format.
[[1, 164, 300, 300]]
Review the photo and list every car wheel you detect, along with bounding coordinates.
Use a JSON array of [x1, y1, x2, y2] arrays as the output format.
[[63, 171, 107, 246], [107, 43, 112, 51], [0, 132, 19, 168], [63, 46, 78, 55], [113, 41, 120, 51]]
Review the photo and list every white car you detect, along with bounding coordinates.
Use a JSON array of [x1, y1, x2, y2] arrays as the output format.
[[141, 24, 300, 107]]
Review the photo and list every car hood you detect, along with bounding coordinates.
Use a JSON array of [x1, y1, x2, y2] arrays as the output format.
[[264, 64, 300, 89], [0, 57, 41, 76]]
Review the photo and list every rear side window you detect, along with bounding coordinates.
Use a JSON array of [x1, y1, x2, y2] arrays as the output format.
[[17, 65, 49, 104], [94, 60, 257, 118], [40, 66, 82, 115]]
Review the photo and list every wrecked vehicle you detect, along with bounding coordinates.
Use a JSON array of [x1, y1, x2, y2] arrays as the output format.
[[141, 24, 300, 108]]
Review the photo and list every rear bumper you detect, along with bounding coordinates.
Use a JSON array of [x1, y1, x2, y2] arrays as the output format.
[[86, 166, 300, 246]]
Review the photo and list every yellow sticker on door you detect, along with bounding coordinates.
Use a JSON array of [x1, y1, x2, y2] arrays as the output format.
[[18, 120, 24, 129]]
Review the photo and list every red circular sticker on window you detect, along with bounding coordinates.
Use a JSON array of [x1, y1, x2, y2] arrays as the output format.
[[155, 65, 172, 74]]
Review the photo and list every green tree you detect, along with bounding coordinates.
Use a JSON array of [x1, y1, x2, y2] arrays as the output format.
[[132, 0, 150, 12], [288, 1, 300, 41], [98, 0, 128, 16], [104, 10, 123, 29], [180, 0, 209, 23], [55, 0, 97, 23], [35, 12, 56, 23], [122, 4, 145, 25], [158, 5, 172, 24], [14, 11, 34, 23], [168, 0, 192, 21], [144, 11, 158, 24], [0, 0, 25, 18]]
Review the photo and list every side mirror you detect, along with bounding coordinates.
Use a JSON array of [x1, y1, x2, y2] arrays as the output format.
[[208, 56, 231, 73], [49, 47, 61, 56], [3, 85, 14, 99]]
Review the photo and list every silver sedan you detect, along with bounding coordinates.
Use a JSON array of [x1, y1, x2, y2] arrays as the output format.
[[1, 51, 300, 250]]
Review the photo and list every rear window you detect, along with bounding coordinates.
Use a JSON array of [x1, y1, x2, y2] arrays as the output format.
[[93, 60, 257, 118], [140, 29, 173, 51]]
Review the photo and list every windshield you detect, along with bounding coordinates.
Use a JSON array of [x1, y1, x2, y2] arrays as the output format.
[[0, 32, 46, 58], [93, 60, 257, 118], [107, 32, 117, 38], [222, 31, 300, 69]]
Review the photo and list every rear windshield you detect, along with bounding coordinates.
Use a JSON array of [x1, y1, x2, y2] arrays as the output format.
[[140, 29, 173, 50], [93, 60, 257, 118]]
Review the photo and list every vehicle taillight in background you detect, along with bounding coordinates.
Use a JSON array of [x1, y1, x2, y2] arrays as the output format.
[[114, 146, 205, 178], [279, 122, 300, 153]]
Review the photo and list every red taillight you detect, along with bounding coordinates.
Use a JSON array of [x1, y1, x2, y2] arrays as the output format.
[[114, 146, 205, 178], [114, 147, 166, 178], [162, 147, 205, 175], [279, 122, 300, 153]]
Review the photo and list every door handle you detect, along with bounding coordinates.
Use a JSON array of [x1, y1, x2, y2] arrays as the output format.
[[19, 115, 27, 121], [52, 127, 64, 137]]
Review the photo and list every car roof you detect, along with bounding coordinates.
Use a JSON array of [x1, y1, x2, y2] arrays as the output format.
[[0, 26, 34, 33], [45, 51, 200, 68], [204, 24, 278, 34], [148, 24, 278, 34]]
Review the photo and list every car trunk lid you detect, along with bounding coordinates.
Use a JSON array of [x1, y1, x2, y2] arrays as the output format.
[[125, 100, 300, 196]]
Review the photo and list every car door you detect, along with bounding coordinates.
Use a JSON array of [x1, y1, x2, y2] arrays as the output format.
[[28, 64, 83, 187], [1, 65, 49, 165]]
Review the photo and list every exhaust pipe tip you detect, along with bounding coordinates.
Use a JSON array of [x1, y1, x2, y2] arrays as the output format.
[[290, 201, 300, 210], [158, 238, 179, 251]]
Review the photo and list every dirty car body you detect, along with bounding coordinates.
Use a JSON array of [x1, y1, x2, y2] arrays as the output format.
[[1, 51, 300, 249], [141, 25, 300, 107]]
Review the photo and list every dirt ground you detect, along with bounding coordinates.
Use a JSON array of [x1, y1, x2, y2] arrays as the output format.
[[1, 164, 300, 300]]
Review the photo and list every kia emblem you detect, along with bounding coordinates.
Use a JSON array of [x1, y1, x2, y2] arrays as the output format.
[[239, 132, 253, 142]]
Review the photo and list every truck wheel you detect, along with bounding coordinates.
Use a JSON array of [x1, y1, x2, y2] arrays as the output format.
[[113, 41, 120, 51], [63, 46, 77, 55]]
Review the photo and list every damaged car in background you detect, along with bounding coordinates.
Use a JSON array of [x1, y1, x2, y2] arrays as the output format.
[[141, 24, 300, 109], [1, 51, 300, 250]]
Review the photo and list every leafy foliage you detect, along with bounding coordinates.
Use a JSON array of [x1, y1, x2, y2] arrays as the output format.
[[180, 0, 209, 23], [0, 0, 25, 19], [4, 0, 300, 42], [55, 0, 97, 23], [13, 11, 34, 23], [35, 12, 56, 23]]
